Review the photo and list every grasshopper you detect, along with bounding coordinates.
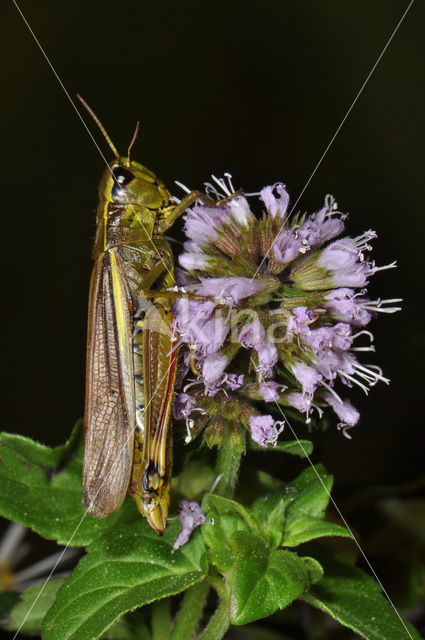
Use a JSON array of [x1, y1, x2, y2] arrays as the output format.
[[80, 97, 235, 534]]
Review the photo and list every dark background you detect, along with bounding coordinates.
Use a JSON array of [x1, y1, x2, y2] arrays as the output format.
[[1, 0, 423, 541]]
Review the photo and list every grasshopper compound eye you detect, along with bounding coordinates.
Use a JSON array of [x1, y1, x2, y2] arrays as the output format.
[[113, 166, 135, 186], [111, 166, 135, 199]]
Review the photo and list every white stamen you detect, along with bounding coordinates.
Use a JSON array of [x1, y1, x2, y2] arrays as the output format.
[[352, 330, 374, 342], [183, 380, 201, 392], [320, 380, 344, 404], [339, 424, 354, 439], [224, 172, 235, 193], [211, 174, 232, 197], [371, 260, 397, 274], [325, 194, 336, 210], [312, 403, 324, 418], [175, 180, 191, 194], [360, 297, 402, 313], [337, 370, 370, 395], [185, 418, 194, 443], [274, 420, 286, 434], [355, 363, 390, 385]]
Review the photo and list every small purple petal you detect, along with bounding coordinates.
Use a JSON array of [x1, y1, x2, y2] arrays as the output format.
[[173, 300, 228, 356], [292, 362, 322, 395], [226, 374, 244, 390], [297, 207, 345, 247], [184, 206, 228, 242], [318, 238, 373, 288], [174, 393, 196, 420], [228, 196, 255, 226], [324, 288, 372, 326], [173, 501, 206, 550], [305, 327, 334, 358], [323, 392, 360, 427], [202, 353, 228, 386], [314, 350, 340, 381], [288, 306, 317, 335], [249, 414, 285, 447], [239, 318, 265, 350], [260, 183, 289, 219], [196, 316, 229, 356], [331, 323, 353, 351], [273, 230, 302, 265], [179, 250, 209, 271], [286, 391, 312, 414], [256, 340, 278, 378], [195, 277, 266, 303], [258, 381, 280, 402], [319, 217, 345, 243]]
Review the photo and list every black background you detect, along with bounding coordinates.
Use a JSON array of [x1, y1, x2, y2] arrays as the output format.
[[1, 0, 423, 530]]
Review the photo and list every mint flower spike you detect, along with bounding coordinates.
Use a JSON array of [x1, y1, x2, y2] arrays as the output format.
[[172, 176, 400, 437]]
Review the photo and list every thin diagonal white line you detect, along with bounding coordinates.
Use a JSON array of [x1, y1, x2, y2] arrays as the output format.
[[11, 0, 177, 285], [12, 343, 177, 639], [251, 359, 414, 639], [252, 0, 415, 282]]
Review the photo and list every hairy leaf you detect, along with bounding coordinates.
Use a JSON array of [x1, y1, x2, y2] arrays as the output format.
[[302, 550, 422, 640], [4, 578, 65, 634], [229, 531, 310, 625], [42, 520, 207, 640], [0, 424, 140, 546]]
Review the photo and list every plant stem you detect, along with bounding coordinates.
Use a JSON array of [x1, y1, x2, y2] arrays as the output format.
[[197, 598, 229, 640], [151, 598, 171, 640], [196, 572, 230, 640], [170, 581, 210, 640], [215, 423, 244, 498]]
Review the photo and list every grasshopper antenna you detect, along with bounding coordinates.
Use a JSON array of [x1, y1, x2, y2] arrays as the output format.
[[127, 121, 140, 164], [76, 94, 119, 159]]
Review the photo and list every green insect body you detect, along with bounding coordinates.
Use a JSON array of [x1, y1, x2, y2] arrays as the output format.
[[79, 99, 232, 534]]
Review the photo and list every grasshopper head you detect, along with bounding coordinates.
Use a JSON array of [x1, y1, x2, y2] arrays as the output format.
[[102, 157, 171, 209]]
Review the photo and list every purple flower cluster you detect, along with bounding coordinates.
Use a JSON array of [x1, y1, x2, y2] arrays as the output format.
[[172, 177, 400, 445]]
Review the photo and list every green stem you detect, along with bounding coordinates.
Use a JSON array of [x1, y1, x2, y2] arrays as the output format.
[[151, 598, 171, 640], [215, 423, 244, 498], [197, 598, 229, 640], [170, 581, 210, 640], [196, 571, 230, 640]]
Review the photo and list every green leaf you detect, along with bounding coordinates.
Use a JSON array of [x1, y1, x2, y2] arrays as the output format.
[[42, 520, 208, 640], [250, 439, 313, 458], [302, 557, 323, 584], [273, 440, 313, 457], [0, 424, 140, 546], [283, 465, 333, 521], [302, 550, 422, 640], [229, 531, 310, 625], [282, 515, 351, 546], [202, 494, 260, 570], [251, 493, 285, 548], [256, 470, 282, 493], [4, 578, 65, 634], [101, 609, 150, 639], [0, 592, 20, 627]]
